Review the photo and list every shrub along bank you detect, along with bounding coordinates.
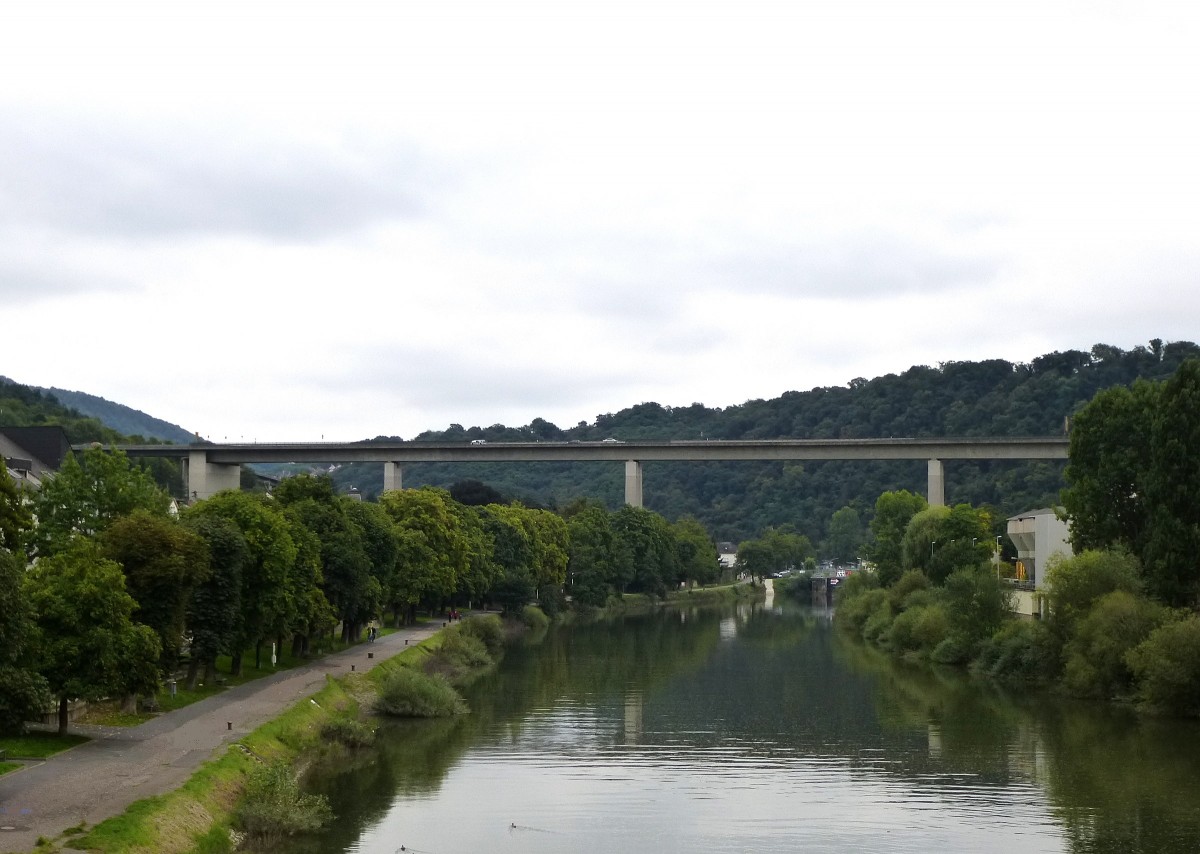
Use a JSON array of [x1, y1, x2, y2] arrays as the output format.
[[832, 550, 1200, 717], [71, 611, 545, 854]]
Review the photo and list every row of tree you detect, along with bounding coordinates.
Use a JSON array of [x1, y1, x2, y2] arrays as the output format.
[[0, 450, 721, 735]]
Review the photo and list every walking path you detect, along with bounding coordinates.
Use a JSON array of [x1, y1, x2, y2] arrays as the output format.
[[0, 622, 443, 853]]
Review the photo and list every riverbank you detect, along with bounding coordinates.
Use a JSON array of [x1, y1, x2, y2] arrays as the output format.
[[610, 580, 763, 612], [0, 622, 443, 854]]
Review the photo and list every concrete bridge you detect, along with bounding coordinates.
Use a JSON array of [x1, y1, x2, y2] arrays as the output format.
[[102, 436, 1069, 507]]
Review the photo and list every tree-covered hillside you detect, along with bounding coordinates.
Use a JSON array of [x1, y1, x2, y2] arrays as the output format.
[[1, 376, 183, 494], [1, 377, 129, 444], [39, 387, 196, 444], [325, 340, 1200, 543]]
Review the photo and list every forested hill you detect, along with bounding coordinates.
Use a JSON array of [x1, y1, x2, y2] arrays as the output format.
[[328, 339, 1200, 544], [38, 386, 195, 444], [1, 376, 133, 444]]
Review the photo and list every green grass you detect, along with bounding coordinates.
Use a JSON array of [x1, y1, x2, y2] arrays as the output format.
[[0, 760, 22, 776], [0, 731, 89, 759]]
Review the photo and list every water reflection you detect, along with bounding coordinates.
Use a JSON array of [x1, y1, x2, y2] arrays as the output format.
[[302, 603, 1200, 854]]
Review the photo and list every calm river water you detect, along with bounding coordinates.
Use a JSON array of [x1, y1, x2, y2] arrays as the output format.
[[302, 595, 1200, 854]]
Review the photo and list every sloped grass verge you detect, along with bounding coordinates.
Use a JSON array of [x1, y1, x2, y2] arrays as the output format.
[[72, 639, 435, 854]]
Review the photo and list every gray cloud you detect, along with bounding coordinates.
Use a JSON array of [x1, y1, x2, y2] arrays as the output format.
[[0, 114, 439, 241], [703, 229, 1006, 300], [333, 344, 639, 419], [0, 245, 138, 305]]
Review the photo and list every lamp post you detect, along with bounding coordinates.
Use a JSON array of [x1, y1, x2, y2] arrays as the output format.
[[930, 540, 936, 563]]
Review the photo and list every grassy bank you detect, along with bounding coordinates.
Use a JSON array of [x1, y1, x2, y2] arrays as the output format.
[[68, 613, 537, 854], [610, 581, 762, 612], [70, 638, 437, 854]]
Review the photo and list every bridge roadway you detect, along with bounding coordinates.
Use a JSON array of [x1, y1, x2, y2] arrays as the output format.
[[102, 436, 1069, 508]]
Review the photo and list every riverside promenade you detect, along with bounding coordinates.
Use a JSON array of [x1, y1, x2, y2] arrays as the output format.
[[0, 622, 443, 853]]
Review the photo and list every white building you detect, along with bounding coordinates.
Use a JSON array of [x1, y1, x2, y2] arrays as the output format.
[[1006, 507, 1073, 618]]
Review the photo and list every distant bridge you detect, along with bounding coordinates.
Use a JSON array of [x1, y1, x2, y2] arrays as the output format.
[[97, 437, 1070, 507]]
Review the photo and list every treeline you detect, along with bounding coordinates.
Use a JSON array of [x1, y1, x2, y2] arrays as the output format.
[[0, 452, 720, 736], [324, 339, 1200, 544], [821, 357, 1200, 717]]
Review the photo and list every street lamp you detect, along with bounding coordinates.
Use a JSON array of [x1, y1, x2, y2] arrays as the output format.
[[930, 540, 937, 562]]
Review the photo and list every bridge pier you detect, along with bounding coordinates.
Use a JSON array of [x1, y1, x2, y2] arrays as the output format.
[[927, 458, 945, 507], [184, 450, 241, 502], [624, 459, 643, 507], [383, 461, 403, 492]]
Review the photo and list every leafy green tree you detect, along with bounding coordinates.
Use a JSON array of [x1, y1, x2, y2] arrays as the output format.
[[566, 502, 620, 606], [274, 475, 375, 643], [761, 527, 814, 573], [280, 514, 336, 657], [0, 549, 51, 734], [528, 508, 570, 592], [100, 510, 208, 673], [1127, 615, 1200, 716], [901, 504, 991, 584], [1062, 380, 1160, 554], [380, 487, 469, 623], [1143, 360, 1200, 607], [1062, 590, 1172, 699], [30, 446, 170, 558], [735, 539, 775, 583], [24, 539, 161, 734], [825, 506, 865, 564], [673, 516, 720, 586], [180, 512, 245, 689], [0, 465, 33, 555], [939, 565, 1012, 659], [183, 491, 296, 675], [867, 490, 927, 586], [612, 505, 678, 596], [480, 503, 540, 611], [342, 498, 401, 619], [449, 503, 500, 607], [901, 505, 950, 576], [1044, 549, 1142, 648]]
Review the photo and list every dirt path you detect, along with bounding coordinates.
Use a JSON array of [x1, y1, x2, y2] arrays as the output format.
[[0, 622, 443, 854]]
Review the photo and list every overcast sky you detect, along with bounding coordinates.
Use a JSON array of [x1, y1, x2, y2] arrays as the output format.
[[3, 0, 1197, 442]]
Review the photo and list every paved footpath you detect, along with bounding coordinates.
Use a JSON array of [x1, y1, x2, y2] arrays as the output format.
[[0, 623, 443, 854]]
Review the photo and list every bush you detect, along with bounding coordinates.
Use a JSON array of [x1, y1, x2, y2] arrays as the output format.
[[942, 566, 1013, 651], [839, 570, 880, 600], [234, 761, 332, 846], [931, 634, 973, 666], [974, 620, 1058, 684], [458, 614, 505, 657], [319, 717, 376, 748], [888, 570, 930, 610], [861, 602, 895, 645], [886, 603, 950, 656], [1062, 590, 1171, 699], [520, 605, 551, 631], [536, 585, 567, 617], [375, 667, 466, 717], [1127, 616, 1200, 716], [426, 629, 492, 684], [836, 587, 889, 636], [1045, 549, 1141, 642]]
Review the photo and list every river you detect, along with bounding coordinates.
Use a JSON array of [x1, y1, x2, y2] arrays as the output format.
[[301, 597, 1200, 854]]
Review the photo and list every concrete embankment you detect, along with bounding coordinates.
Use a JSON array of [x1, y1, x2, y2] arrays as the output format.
[[0, 623, 442, 854]]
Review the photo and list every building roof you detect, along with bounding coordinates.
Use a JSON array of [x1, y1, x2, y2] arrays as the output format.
[[0, 425, 72, 471]]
